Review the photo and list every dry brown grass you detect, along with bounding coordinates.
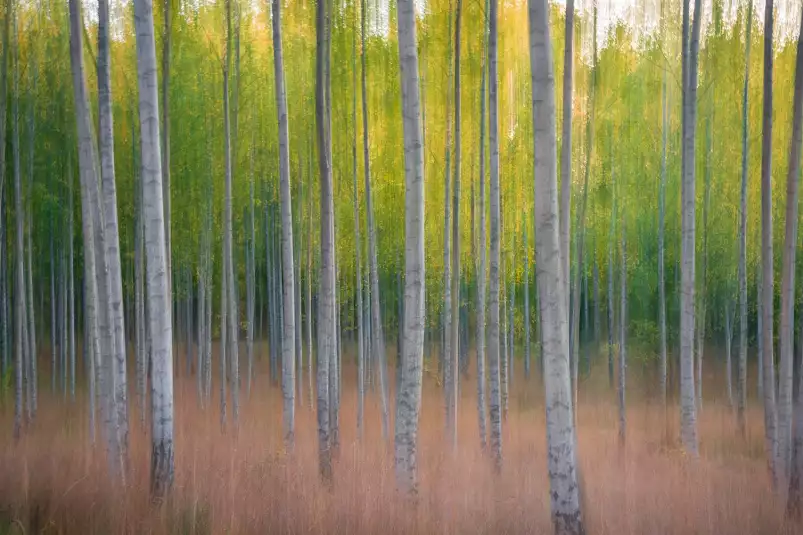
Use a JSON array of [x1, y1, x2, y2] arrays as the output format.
[[0, 342, 796, 534]]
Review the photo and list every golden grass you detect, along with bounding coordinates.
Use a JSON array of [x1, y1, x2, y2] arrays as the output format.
[[0, 342, 795, 534]]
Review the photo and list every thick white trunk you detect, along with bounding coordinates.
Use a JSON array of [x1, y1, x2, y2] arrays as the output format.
[[528, 0, 584, 531], [133, 0, 175, 498], [394, 0, 426, 494], [679, 0, 701, 456]]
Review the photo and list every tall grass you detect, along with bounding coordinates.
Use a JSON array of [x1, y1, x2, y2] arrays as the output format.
[[0, 342, 794, 534]]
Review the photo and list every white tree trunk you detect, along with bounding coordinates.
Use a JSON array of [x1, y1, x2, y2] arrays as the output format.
[[12, 5, 24, 438], [271, 0, 296, 451], [98, 0, 129, 457], [361, 4, 390, 440], [223, 0, 239, 425], [560, 0, 574, 314], [133, 0, 175, 498], [68, 0, 123, 477], [487, 0, 503, 470], [619, 212, 626, 446], [394, 0, 426, 494], [760, 0, 778, 484], [315, 0, 333, 481], [476, 0, 489, 448], [679, 0, 701, 456], [353, 2, 365, 437], [725, 302, 733, 408], [737, 0, 753, 437], [448, 0, 463, 452], [528, 0, 585, 531], [658, 5, 669, 413], [780, 1, 803, 499]]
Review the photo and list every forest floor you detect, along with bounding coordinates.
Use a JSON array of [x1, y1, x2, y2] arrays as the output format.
[[0, 341, 796, 534]]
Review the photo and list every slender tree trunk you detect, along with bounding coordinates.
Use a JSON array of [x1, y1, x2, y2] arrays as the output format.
[[271, 0, 296, 450], [98, 0, 129, 457], [442, 0, 454, 424], [476, 0, 488, 446], [696, 115, 712, 413], [224, 0, 239, 425], [777, 42, 803, 486], [394, 0, 426, 494], [197, 239, 205, 408], [725, 301, 734, 407], [0, 0, 9, 390], [524, 223, 530, 380], [133, 0, 175, 498], [315, 0, 333, 482], [618, 210, 626, 446], [448, 0, 463, 451], [361, 0, 389, 440], [737, 0, 753, 438], [528, 0, 585, 530], [134, 123, 147, 423], [679, 0, 702, 456], [25, 49, 37, 418], [570, 5, 596, 411], [560, 0, 574, 314], [760, 0, 778, 484], [593, 259, 599, 344], [352, 6, 364, 438], [50, 234, 56, 394], [501, 211, 508, 421], [487, 0, 503, 471], [69, 0, 123, 478], [295, 194, 303, 408], [607, 150, 616, 391], [307, 142, 314, 409], [787, 5, 803, 514], [162, 0, 171, 303], [508, 232, 515, 396], [12, 4, 24, 439], [246, 149, 255, 397], [658, 6, 669, 414]]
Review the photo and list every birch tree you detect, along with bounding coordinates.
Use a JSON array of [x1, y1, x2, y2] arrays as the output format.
[[162, 0, 172, 301], [737, 0, 752, 437], [271, 0, 296, 451], [394, 0, 426, 495], [352, 2, 365, 437], [448, 0, 463, 451], [528, 0, 585, 530], [560, 0, 574, 312], [361, 0, 389, 440], [315, 0, 334, 481], [760, 0, 778, 483], [68, 0, 123, 477], [658, 0, 669, 414], [488, 0, 503, 470], [776, 12, 803, 483], [787, 3, 803, 515], [12, 0, 23, 439], [476, 0, 489, 448], [679, 0, 702, 456], [132, 0, 175, 498], [98, 0, 129, 456]]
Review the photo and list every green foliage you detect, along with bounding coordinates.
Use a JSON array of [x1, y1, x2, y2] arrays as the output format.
[[5, 0, 803, 344]]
